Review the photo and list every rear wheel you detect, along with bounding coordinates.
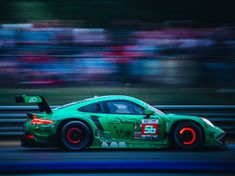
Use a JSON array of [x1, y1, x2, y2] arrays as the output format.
[[172, 121, 203, 150], [60, 121, 92, 151]]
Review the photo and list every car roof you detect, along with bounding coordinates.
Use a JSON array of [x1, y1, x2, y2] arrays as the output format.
[[78, 95, 146, 106], [54, 95, 146, 111], [85, 95, 138, 102]]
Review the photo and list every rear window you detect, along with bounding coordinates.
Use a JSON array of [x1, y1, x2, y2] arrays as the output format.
[[78, 103, 102, 113]]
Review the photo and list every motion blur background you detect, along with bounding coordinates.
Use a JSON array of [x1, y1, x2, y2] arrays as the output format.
[[0, 1, 235, 175], [0, 0, 235, 105]]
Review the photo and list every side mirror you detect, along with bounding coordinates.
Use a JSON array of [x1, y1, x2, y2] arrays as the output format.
[[144, 109, 155, 115]]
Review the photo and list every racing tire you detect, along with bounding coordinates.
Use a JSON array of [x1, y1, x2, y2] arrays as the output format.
[[172, 121, 203, 150], [60, 121, 92, 151]]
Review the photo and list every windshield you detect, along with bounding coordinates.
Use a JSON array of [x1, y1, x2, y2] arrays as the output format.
[[147, 104, 165, 115]]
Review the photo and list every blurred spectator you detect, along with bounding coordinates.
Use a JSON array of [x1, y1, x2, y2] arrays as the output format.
[[0, 21, 235, 88]]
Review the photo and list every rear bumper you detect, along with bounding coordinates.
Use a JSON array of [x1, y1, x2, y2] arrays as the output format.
[[21, 136, 41, 147], [21, 133, 57, 148]]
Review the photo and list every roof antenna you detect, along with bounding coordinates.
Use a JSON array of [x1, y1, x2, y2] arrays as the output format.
[[125, 83, 131, 95]]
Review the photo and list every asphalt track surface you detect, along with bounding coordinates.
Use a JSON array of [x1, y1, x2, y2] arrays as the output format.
[[0, 144, 235, 175]]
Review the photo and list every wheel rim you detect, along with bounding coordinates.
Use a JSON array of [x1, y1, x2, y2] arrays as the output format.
[[179, 127, 196, 145], [66, 127, 83, 144]]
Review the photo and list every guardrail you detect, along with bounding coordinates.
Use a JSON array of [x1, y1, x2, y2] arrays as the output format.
[[0, 105, 235, 139]]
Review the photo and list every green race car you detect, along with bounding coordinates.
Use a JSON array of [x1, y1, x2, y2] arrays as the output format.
[[15, 95, 225, 151]]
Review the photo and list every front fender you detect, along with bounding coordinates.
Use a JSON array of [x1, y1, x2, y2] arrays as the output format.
[[162, 114, 205, 134]]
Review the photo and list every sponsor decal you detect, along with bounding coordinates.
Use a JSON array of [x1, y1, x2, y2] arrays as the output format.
[[142, 119, 158, 124], [134, 132, 142, 139], [134, 131, 158, 139], [29, 97, 38, 103], [101, 142, 127, 148]]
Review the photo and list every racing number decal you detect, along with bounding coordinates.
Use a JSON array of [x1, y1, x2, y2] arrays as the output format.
[[141, 119, 159, 136], [143, 124, 157, 134]]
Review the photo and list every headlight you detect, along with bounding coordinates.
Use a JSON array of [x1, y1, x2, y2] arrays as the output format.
[[202, 118, 214, 127]]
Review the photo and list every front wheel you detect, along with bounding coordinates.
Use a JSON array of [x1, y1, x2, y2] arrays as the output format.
[[172, 121, 203, 150], [60, 121, 92, 151]]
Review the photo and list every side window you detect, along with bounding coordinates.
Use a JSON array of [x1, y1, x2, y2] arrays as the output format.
[[106, 101, 144, 115], [78, 103, 102, 113]]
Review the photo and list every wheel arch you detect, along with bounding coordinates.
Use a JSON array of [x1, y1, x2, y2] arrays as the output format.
[[56, 117, 95, 143], [169, 119, 205, 146]]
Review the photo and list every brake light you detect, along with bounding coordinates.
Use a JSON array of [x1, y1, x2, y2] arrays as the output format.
[[31, 118, 53, 125], [25, 134, 34, 139]]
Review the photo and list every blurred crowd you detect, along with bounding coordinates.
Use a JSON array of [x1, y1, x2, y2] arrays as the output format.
[[0, 21, 235, 87]]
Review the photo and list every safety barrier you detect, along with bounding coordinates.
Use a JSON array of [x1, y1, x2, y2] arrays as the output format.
[[0, 105, 235, 139]]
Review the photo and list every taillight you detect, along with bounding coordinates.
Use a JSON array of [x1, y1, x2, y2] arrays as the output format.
[[25, 134, 34, 139], [31, 118, 53, 125]]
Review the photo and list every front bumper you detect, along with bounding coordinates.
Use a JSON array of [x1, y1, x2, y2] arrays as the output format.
[[204, 124, 226, 149], [214, 132, 226, 149]]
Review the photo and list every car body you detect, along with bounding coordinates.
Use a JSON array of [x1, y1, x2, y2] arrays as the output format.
[[16, 95, 225, 150]]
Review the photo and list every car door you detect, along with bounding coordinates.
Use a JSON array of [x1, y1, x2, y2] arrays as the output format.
[[105, 100, 145, 141]]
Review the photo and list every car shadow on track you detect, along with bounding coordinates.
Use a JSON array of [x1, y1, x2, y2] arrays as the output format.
[[20, 146, 227, 153]]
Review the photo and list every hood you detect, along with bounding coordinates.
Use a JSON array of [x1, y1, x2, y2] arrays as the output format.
[[162, 113, 202, 121]]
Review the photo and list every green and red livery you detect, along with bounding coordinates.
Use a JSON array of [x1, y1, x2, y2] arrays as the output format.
[[15, 95, 225, 150]]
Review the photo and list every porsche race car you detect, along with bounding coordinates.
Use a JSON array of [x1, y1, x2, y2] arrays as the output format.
[[15, 95, 225, 150]]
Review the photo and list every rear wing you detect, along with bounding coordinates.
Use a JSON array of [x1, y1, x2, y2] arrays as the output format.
[[15, 95, 52, 114]]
